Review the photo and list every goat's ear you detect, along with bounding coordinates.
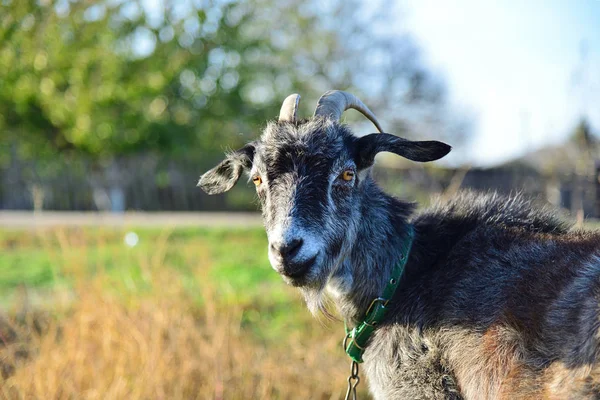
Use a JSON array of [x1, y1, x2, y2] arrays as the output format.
[[198, 143, 256, 195], [354, 133, 451, 169]]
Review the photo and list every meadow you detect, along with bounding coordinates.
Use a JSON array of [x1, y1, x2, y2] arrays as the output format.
[[0, 226, 368, 399]]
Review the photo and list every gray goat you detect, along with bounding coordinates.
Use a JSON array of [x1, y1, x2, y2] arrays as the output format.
[[199, 91, 600, 399]]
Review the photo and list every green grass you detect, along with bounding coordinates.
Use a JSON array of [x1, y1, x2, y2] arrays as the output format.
[[0, 226, 269, 290], [0, 226, 313, 343]]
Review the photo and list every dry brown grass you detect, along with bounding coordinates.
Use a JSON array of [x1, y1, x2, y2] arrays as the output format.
[[0, 278, 356, 399], [0, 228, 368, 399]]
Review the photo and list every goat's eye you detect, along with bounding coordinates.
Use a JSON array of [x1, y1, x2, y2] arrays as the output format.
[[252, 175, 262, 186], [340, 170, 355, 182]]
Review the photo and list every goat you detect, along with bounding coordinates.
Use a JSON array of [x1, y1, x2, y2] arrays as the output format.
[[199, 90, 600, 399]]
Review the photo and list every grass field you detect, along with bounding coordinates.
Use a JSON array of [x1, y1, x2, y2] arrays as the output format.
[[0, 226, 367, 399]]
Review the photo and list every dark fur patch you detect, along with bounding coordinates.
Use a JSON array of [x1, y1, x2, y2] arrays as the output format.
[[417, 191, 571, 234], [369, 191, 600, 398]]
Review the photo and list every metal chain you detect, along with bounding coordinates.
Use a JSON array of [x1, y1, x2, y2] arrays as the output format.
[[344, 360, 360, 400], [342, 331, 360, 400]]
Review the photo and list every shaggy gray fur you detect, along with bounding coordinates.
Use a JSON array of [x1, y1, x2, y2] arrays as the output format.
[[199, 116, 600, 399]]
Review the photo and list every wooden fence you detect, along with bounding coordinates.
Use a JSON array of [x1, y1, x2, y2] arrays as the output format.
[[2, 154, 598, 218]]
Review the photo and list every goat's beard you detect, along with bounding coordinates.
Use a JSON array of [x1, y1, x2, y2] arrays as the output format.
[[300, 252, 349, 321], [297, 228, 355, 322], [301, 286, 336, 321]]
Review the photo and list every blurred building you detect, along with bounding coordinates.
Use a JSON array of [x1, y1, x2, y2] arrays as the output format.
[[378, 120, 600, 220]]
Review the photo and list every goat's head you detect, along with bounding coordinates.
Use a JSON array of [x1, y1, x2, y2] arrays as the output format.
[[198, 91, 450, 308]]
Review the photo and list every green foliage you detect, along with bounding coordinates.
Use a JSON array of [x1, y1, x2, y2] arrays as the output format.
[[1, 0, 467, 167], [1, 0, 264, 158]]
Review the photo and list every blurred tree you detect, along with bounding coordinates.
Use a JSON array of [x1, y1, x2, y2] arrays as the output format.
[[0, 0, 471, 211], [1, 0, 467, 161], [0, 0, 267, 160]]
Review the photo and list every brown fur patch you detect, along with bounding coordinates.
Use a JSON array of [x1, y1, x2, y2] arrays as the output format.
[[541, 362, 600, 399]]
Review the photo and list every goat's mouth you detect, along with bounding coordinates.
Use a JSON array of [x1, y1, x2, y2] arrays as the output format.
[[280, 255, 318, 287]]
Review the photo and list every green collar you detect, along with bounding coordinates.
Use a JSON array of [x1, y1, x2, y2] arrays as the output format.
[[343, 226, 415, 364]]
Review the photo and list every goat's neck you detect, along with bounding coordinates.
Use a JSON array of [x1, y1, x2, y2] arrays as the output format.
[[327, 180, 414, 326]]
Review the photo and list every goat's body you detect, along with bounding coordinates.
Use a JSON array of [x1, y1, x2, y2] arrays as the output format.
[[199, 93, 600, 399], [358, 191, 600, 399]]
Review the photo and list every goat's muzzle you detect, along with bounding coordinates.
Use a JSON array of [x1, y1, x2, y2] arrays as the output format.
[[269, 238, 317, 285]]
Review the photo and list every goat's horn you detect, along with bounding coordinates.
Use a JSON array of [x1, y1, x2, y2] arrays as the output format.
[[314, 90, 383, 133], [278, 93, 301, 122]]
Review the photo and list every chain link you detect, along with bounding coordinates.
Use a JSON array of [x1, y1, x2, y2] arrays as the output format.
[[342, 332, 360, 400], [344, 360, 360, 400]]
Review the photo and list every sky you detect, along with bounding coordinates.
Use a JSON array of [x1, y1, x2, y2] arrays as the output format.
[[401, 0, 600, 166]]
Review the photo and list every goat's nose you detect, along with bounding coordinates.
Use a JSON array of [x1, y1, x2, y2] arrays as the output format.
[[271, 238, 304, 261]]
